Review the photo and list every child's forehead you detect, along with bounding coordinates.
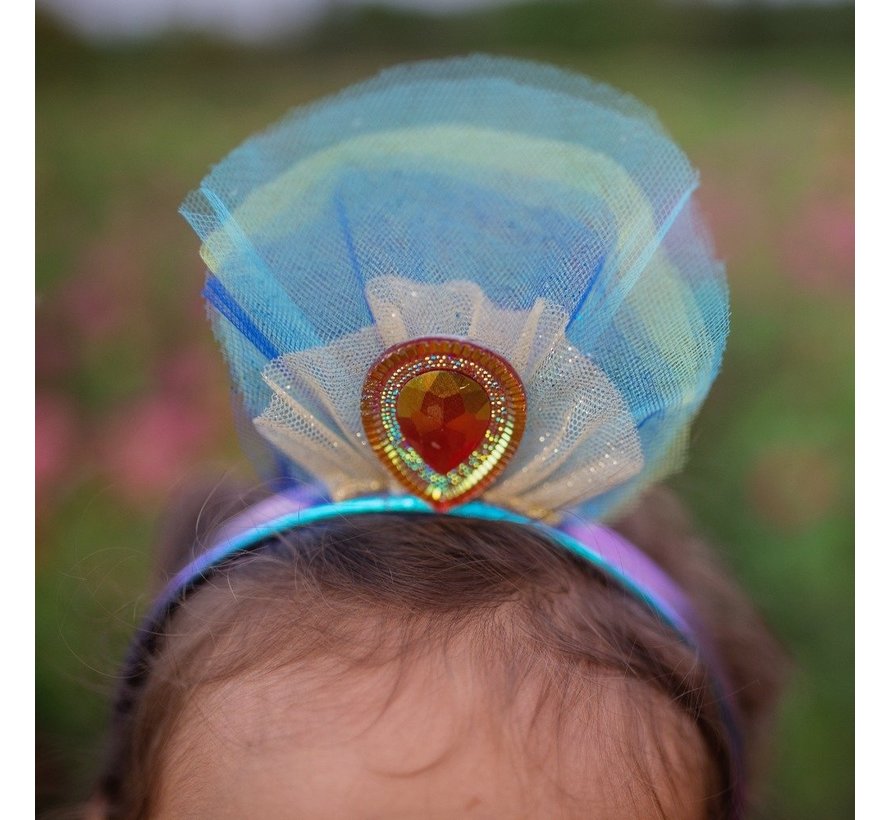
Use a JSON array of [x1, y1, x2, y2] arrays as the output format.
[[155, 640, 709, 819]]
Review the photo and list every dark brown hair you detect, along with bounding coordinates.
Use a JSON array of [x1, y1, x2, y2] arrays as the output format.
[[95, 480, 787, 819]]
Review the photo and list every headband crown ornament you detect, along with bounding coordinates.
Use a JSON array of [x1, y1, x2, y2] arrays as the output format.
[[361, 337, 527, 510], [181, 55, 728, 522], [153, 57, 743, 815]]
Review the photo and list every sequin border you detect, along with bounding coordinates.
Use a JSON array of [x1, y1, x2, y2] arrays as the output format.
[[361, 338, 527, 510]]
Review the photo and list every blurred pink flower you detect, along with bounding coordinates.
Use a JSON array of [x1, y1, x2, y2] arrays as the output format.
[[57, 272, 129, 344], [35, 313, 77, 378], [158, 344, 224, 398], [36, 392, 78, 506], [56, 233, 149, 345], [781, 196, 854, 292], [98, 391, 222, 503]]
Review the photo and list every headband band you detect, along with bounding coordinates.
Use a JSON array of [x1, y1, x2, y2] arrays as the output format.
[[112, 55, 744, 818], [120, 487, 745, 817]]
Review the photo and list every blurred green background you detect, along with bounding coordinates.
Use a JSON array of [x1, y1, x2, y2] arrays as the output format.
[[36, 1, 853, 816]]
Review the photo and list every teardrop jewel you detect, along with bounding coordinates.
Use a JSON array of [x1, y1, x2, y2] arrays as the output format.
[[361, 338, 526, 510]]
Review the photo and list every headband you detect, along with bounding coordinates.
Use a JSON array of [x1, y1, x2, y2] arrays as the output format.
[[118, 55, 741, 815]]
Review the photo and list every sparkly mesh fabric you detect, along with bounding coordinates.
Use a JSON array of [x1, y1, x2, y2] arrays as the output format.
[[181, 55, 728, 522]]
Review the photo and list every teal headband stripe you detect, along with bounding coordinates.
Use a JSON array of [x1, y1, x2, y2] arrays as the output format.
[[163, 495, 684, 634], [125, 492, 743, 818]]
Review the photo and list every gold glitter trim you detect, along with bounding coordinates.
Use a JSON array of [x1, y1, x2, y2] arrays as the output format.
[[361, 337, 527, 510]]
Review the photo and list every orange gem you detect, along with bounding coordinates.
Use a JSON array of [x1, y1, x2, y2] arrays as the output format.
[[396, 371, 491, 474], [361, 337, 527, 509]]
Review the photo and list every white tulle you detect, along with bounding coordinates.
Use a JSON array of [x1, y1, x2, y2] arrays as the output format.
[[254, 276, 642, 518]]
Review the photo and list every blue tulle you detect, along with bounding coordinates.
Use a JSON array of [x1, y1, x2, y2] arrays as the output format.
[[181, 55, 728, 520]]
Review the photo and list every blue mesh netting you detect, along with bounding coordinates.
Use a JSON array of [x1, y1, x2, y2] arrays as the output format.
[[181, 55, 728, 520]]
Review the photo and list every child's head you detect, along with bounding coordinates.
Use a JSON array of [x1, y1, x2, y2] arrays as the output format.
[[96, 56, 787, 819], [98, 483, 785, 819]]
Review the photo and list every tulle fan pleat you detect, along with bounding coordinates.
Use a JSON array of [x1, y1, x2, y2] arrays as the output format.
[[182, 56, 728, 521]]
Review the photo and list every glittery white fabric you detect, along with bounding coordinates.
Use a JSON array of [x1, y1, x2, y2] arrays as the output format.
[[255, 277, 643, 518], [181, 57, 729, 521]]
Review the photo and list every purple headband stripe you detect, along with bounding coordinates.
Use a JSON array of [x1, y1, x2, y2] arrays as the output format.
[[125, 488, 745, 817]]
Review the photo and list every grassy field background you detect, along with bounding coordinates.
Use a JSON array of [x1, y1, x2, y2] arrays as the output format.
[[37, 4, 853, 816]]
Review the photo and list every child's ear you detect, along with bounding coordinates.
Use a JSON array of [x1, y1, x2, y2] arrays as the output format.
[[151, 472, 269, 594]]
